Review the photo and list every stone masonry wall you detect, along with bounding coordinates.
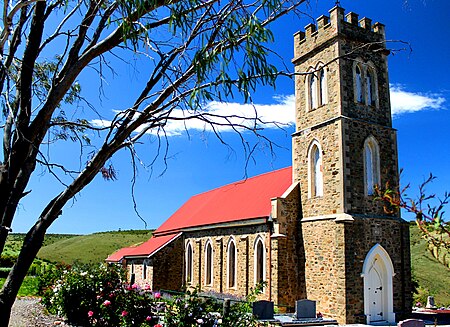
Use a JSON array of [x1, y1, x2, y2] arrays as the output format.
[[183, 224, 272, 300], [300, 217, 412, 324], [272, 184, 304, 308], [342, 119, 399, 215], [293, 121, 344, 218], [300, 219, 347, 322], [125, 236, 183, 291], [344, 217, 412, 323]]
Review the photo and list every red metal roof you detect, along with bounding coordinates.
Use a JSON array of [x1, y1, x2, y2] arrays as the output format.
[[154, 167, 292, 235], [106, 246, 136, 262], [106, 167, 292, 259], [124, 233, 181, 258]]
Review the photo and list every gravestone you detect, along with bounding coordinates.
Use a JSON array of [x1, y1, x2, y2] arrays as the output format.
[[398, 319, 425, 327], [253, 300, 274, 320], [295, 299, 316, 319], [426, 296, 437, 309]]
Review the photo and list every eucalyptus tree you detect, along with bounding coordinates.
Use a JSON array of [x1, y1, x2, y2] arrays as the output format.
[[0, 0, 306, 323]]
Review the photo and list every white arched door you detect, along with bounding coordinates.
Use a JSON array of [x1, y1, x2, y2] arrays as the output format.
[[362, 244, 395, 324]]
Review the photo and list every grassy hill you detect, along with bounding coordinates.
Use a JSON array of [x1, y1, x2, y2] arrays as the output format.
[[36, 230, 152, 265], [410, 224, 450, 306]]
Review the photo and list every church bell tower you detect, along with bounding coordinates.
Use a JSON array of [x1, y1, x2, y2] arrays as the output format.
[[292, 6, 412, 324]]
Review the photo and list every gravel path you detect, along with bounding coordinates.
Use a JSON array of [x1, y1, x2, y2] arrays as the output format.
[[8, 298, 70, 327]]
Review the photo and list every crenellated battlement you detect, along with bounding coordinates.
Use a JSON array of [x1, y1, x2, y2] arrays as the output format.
[[293, 6, 386, 61]]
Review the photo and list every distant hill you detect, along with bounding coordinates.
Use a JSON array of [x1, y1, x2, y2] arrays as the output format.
[[410, 224, 450, 306], [37, 230, 152, 265]]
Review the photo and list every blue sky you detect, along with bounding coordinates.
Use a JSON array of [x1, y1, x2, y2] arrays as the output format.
[[13, 0, 450, 234]]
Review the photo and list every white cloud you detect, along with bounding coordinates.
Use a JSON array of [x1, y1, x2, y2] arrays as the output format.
[[91, 86, 446, 136], [91, 95, 295, 137], [390, 85, 445, 117]]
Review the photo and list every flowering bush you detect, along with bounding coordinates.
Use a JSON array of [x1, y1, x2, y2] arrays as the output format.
[[38, 264, 163, 326], [163, 289, 222, 327], [39, 265, 262, 327]]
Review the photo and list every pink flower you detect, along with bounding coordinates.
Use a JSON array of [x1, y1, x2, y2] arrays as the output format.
[[132, 283, 139, 289], [154, 292, 161, 299], [144, 283, 151, 290], [155, 324, 163, 327], [88, 311, 94, 317], [146, 316, 152, 321], [121, 310, 128, 317], [103, 300, 111, 307]]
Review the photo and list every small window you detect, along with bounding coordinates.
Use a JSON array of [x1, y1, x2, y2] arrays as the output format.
[[308, 141, 324, 198], [319, 68, 327, 106], [186, 242, 193, 283], [227, 238, 237, 288], [254, 238, 265, 285], [142, 261, 147, 280], [356, 65, 364, 103], [364, 136, 380, 196], [366, 69, 375, 106], [205, 241, 213, 286], [310, 73, 318, 109]]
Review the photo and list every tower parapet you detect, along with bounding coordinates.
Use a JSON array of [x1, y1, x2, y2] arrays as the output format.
[[293, 6, 386, 62]]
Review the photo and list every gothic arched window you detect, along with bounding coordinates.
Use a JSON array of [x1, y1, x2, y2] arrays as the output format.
[[364, 136, 380, 196], [319, 68, 327, 106], [308, 141, 323, 198], [254, 238, 265, 285], [186, 242, 193, 283], [310, 73, 318, 109], [355, 65, 364, 103], [205, 240, 213, 286], [366, 68, 375, 106], [227, 238, 237, 288]]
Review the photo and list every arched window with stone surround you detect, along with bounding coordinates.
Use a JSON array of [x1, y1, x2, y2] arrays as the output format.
[[355, 64, 364, 103], [319, 67, 327, 106], [254, 237, 265, 285], [309, 73, 318, 109], [364, 136, 380, 196], [186, 241, 193, 284], [308, 140, 323, 198], [204, 240, 213, 286], [227, 237, 237, 289]]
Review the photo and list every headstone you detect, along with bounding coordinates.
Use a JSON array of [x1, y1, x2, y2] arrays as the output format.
[[296, 299, 316, 319], [253, 300, 274, 320], [397, 319, 425, 327], [223, 298, 231, 317], [426, 296, 437, 309]]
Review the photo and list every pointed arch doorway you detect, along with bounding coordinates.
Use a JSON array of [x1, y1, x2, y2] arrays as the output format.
[[361, 244, 395, 324]]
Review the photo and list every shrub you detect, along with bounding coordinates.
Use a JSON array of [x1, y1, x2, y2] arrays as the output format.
[[38, 263, 163, 326], [163, 289, 222, 327]]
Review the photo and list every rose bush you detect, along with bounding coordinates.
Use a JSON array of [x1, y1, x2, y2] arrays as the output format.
[[38, 264, 262, 326], [38, 264, 163, 326]]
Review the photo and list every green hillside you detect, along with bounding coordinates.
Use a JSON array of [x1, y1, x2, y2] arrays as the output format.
[[410, 224, 450, 306], [4, 233, 77, 256], [37, 230, 152, 265]]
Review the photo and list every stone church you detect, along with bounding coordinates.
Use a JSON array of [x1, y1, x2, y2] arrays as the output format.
[[107, 6, 412, 324]]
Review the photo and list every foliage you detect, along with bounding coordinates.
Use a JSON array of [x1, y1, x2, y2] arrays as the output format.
[[39, 264, 266, 327], [39, 263, 163, 326], [375, 173, 450, 259], [163, 289, 222, 327]]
